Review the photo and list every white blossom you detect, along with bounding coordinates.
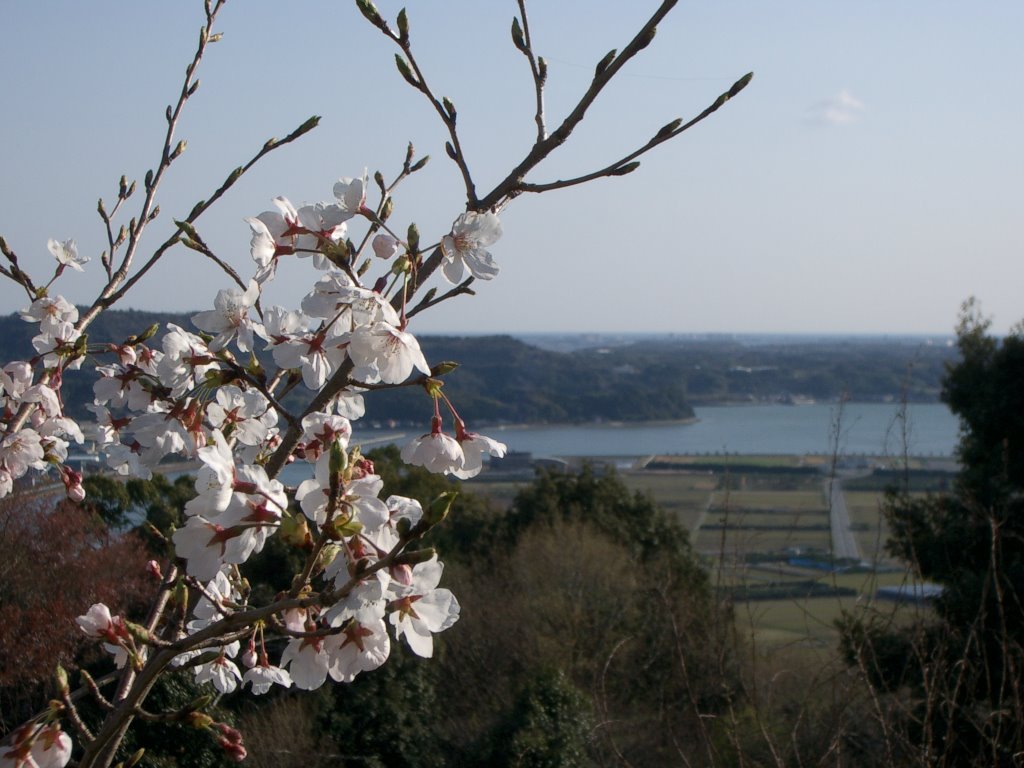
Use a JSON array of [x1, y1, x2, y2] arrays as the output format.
[[441, 211, 501, 283], [48, 238, 89, 272]]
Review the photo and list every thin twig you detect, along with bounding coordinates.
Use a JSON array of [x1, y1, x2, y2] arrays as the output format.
[[514, 1, 547, 143], [516, 71, 753, 197]]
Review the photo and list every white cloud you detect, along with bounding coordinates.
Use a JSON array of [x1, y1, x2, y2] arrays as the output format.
[[806, 89, 866, 126]]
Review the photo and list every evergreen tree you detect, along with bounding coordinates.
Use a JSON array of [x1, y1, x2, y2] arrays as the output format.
[[840, 300, 1024, 766]]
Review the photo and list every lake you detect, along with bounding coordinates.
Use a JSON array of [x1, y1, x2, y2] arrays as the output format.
[[272, 403, 958, 486], [388, 403, 958, 459], [484, 403, 958, 458]]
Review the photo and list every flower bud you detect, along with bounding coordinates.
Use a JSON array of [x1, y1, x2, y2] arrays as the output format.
[[391, 563, 414, 586], [442, 96, 457, 124], [329, 439, 347, 492], [406, 223, 420, 254], [185, 711, 215, 730], [55, 664, 69, 695], [425, 492, 457, 527], [610, 161, 641, 176], [137, 323, 160, 344], [395, 547, 437, 567], [430, 361, 459, 377], [280, 513, 312, 549], [511, 17, 527, 52], [594, 48, 616, 78], [654, 118, 683, 140], [372, 233, 400, 260], [394, 54, 419, 89], [356, 0, 383, 27], [396, 8, 409, 41], [391, 255, 411, 275], [241, 648, 257, 669]]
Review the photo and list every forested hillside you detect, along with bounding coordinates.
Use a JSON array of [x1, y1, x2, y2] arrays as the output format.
[[0, 310, 954, 426]]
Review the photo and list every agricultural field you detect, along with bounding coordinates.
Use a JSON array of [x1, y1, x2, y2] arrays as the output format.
[[844, 490, 895, 564], [467, 455, 945, 648], [694, 487, 832, 557]]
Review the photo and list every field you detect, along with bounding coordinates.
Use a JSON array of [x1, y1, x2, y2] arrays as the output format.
[[844, 490, 894, 562], [467, 453, 950, 648]]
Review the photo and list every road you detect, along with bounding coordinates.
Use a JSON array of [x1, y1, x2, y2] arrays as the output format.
[[825, 476, 862, 561]]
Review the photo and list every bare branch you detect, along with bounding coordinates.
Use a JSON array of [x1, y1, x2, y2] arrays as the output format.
[[0, 236, 40, 299], [476, 0, 681, 211], [98, 1, 228, 320], [514, 1, 547, 142], [358, 4, 479, 206], [406, 277, 475, 319], [80, 114, 320, 328], [517, 71, 754, 196]]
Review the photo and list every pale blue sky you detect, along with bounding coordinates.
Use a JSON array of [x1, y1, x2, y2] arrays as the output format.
[[1, 1, 1021, 334]]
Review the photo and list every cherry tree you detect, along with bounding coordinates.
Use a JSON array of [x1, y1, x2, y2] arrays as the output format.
[[0, 1, 750, 765]]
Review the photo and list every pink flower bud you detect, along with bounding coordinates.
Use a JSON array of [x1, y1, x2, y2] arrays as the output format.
[[218, 738, 247, 762], [60, 466, 84, 502], [372, 233, 401, 260], [391, 563, 414, 587]]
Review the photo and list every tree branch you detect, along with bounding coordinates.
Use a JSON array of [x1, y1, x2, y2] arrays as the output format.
[[476, 0, 680, 211], [517, 71, 754, 195]]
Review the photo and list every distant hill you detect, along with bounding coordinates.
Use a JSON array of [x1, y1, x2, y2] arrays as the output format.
[[1, 310, 955, 427]]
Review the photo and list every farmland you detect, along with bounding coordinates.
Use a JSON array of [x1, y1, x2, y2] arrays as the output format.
[[467, 453, 950, 647]]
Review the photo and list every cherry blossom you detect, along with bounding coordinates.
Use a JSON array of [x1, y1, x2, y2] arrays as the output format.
[[388, 555, 460, 658], [47, 238, 89, 272], [192, 280, 263, 352], [242, 656, 292, 694], [401, 427, 464, 475], [76, 603, 120, 640], [333, 172, 369, 220], [20, 296, 79, 335], [326, 615, 391, 682], [1, 428, 47, 478], [441, 211, 501, 283], [1, 724, 73, 768], [348, 323, 429, 385], [172, 516, 263, 581], [452, 429, 507, 479], [195, 655, 242, 694], [280, 636, 331, 691], [5, 171, 493, 745], [206, 386, 277, 447]]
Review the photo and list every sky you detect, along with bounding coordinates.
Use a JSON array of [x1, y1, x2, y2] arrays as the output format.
[[0, 1, 1021, 336]]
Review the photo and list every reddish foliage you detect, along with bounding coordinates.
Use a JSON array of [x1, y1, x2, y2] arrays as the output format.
[[0, 491, 153, 730]]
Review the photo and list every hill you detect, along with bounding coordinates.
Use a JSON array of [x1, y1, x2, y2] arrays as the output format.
[[1, 310, 955, 427]]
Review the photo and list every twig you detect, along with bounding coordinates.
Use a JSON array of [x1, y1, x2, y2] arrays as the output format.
[[514, 1, 547, 143], [515, 72, 754, 197]]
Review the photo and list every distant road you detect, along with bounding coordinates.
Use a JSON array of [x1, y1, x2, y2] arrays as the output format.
[[826, 476, 861, 561]]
